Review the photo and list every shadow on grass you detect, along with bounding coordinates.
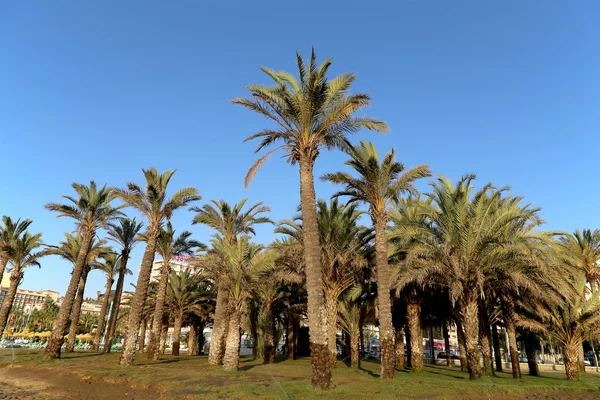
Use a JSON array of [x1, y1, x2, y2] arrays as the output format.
[[60, 352, 108, 359], [359, 366, 380, 378]]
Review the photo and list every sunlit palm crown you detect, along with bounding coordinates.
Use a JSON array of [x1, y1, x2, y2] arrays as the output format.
[[322, 140, 431, 220], [276, 199, 373, 281], [2, 231, 46, 273], [47, 233, 111, 266], [391, 174, 557, 304], [44, 181, 123, 234], [114, 168, 201, 233], [560, 229, 600, 288], [232, 48, 389, 187], [106, 218, 144, 254], [192, 198, 272, 245], [0, 216, 33, 257]]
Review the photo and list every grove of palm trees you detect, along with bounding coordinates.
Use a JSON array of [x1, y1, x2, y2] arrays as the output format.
[[1, 48, 599, 399]]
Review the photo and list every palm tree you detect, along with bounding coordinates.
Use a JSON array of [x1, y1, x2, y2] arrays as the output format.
[[233, 48, 388, 389], [276, 199, 373, 367], [323, 141, 430, 378], [530, 277, 600, 380], [104, 218, 142, 353], [0, 231, 46, 335], [561, 230, 600, 293], [146, 225, 202, 360], [252, 253, 301, 364], [115, 168, 200, 366], [390, 175, 520, 380], [204, 236, 278, 371], [0, 216, 33, 287], [92, 253, 120, 350], [47, 233, 110, 352], [43, 182, 121, 360], [166, 268, 212, 356], [191, 198, 272, 365]]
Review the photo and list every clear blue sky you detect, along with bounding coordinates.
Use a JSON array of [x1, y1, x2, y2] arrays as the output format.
[[1, 1, 598, 298]]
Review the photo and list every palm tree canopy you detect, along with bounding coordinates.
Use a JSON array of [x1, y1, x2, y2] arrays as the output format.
[[276, 198, 373, 288], [166, 268, 213, 319], [115, 168, 201, 233], [3, 231, 47, 274], [0, 216, 33, 257], [45, 181, 123, 235], [191, 198, 273, 245], [203, 236, 278, 303], [390, 175, 556, 305], [47, 233, 111, 267], [232, 48, 389, 187], [106, 218, 144, 255], [322, 140, 431, 220], [560, 229, 600, 289]]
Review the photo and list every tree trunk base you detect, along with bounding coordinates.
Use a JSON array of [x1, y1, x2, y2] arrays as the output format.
[[310, 342, 332, 390]]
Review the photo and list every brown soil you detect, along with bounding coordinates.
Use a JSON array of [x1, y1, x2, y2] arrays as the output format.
[[0, 365, 160, 400]]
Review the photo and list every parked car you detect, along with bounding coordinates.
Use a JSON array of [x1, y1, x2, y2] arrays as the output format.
[[437, 352, 460, 360]]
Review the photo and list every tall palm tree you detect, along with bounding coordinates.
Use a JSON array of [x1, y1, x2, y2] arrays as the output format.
[[0, 216, 33, 287], [233, 48, 388, 389], [528, 277, 600, 381], [276, 199, 373, 367], [115, 168, 200, 366], [390, 175, 520, 380], [146, 225, 202, 360], [191, 198, 272, 365], [47, 233, 110, 352], [166, 268, 212, 356], [43, 181, 121, 360], [104, 218, 142, 353], [204, 236, 278, 371], [0, 231, 46, 335], [561, 230, 600, 293], [323, 141, 430, 378], [92, 252, 120, 351]]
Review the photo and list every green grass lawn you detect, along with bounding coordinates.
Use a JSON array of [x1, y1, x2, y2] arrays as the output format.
[[2, 349, 600, 399]]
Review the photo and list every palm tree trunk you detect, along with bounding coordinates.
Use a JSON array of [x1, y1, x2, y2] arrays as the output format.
[[263, 302, 275, 364], [0, 272, 23, 335], [189, 322, 198, 356], [147, 261, 170, 360], [299, 156, 332, 389], [578, 345, 586, 373], [478, 305, 493, 376], [44, 231, 93, 360], [564, 343, 579, 381], [395, 327, 405, 369], [351, 330, 359, 368], [524, 331, 539, 376], [492, 324, 503, 372], [460, 294, 482, 380], [120, 232, 158, 366], [93, 275, 113, 351], [139, 319, 147, 353], [286, 310, 295, 360], [208, 279, 229, 365], [324, 293, 338, 368], [407, 297, 423, 372], [443, 321, 451, 366], [66, 265, 91, 352], [223, 306, 242, 371], [159, 319, 168, 354], [455, 319, 467, 372], [374, 217, 395, 379], [172, 309, 183, 356], [104, 252, 128, 353], [501, 296, 521, 379]]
